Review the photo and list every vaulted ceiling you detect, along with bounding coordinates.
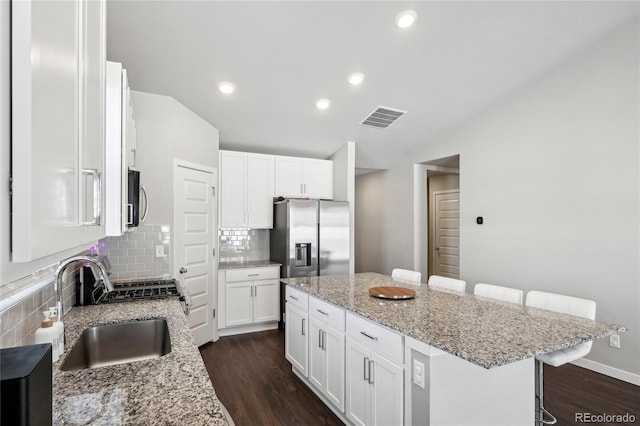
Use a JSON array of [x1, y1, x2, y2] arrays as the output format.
[[107, 1, 638, 169]]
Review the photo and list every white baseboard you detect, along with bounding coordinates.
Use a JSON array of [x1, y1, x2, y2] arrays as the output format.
[[571, 358, 640, 386]]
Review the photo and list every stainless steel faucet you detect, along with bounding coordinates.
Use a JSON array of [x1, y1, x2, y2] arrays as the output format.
[[54, 255, 114, 328]]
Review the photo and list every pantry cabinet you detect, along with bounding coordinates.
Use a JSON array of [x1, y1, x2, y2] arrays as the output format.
[[11, 0, 106, 261], [274, 156, 333, 199], [219, 151, 273, 228]]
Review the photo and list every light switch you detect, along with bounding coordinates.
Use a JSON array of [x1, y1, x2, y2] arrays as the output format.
[[413, 359, 425, 389]]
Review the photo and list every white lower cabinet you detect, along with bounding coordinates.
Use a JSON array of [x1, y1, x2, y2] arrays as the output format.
[[346, 314, 404, 426], [308, 296, 346, 412], [285, 303, 308, 377], [218, 267, 280, 333], [285, 287, 309, 376], [284, 287, 404, 425]]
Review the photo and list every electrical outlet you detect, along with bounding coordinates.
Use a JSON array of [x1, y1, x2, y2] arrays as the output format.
[[155, 245, 165, 258], [413, 359, 425, 389], [610, 334, 620, 349]]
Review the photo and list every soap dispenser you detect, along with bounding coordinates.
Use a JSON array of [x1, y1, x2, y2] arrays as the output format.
[[34, 318, 59, 362]]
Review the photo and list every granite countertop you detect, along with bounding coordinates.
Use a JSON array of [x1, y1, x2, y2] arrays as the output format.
[[218, 260, 281, 269], [53, 299, 227, 425], [282, 273, 626, 369]]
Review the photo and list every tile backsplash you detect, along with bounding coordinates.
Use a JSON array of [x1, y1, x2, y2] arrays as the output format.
[[100, 224, 171, 280], [219, 228, 270, 262], [0, 266, 76, 349]]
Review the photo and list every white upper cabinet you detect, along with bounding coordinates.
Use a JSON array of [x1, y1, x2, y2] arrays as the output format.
[[219, 151, 273, 229], [274, 156, 333, 199], [11, 0, 106, 261], [105, 62, 136, 236]]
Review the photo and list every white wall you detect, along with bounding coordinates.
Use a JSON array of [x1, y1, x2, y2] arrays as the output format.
[[358, 21, 640, 377], [355, 171, 388, 274], [330, 141, 356, 273], [131, 90, 219, 225]]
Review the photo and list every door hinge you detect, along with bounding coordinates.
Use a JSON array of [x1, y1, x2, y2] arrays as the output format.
[[8, 175, 13, 197], [212, 248, 216, 257], [212, 186, 216, 197], [213, 308, 216, 318]]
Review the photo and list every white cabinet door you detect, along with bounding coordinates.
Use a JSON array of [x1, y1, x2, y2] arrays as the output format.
[[81, 0, 106, 242], [308, 316, 326, 391], [274, 156, 303, 197], [346, 338, 371, 426], [11, 0, 106, 261], [253, 279, 279, 322], [246, 153, 274, 228], [303, 159, 333, 199], [285, 304, 308, 377], [226, 282, 253, 327], [325, 325, 345, 411], [220, 151, 247, 227], [371, 353, 404, 426]]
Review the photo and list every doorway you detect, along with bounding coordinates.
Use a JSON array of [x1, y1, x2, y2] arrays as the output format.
[[173, 160, 218, 346], [424, 156, 460, 279]]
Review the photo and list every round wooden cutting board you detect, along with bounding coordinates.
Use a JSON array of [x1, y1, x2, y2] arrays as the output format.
[[368, 286, 416, 300]]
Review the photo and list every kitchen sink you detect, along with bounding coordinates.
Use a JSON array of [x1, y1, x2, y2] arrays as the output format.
[[61, 318, 171, 371]]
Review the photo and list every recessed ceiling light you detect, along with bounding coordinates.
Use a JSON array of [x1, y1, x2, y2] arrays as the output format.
[[348, 72, 365, 86], [218, 81, 235, 94], [395, 10, 417, 29], [316, 99, 331, 110]]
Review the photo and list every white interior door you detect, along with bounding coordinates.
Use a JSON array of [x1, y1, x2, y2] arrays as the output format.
[[433, 190, 460, 278], [173, 162, 217, 346]]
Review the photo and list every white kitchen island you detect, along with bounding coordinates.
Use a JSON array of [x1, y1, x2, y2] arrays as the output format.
[[282, 273, 624, 426]]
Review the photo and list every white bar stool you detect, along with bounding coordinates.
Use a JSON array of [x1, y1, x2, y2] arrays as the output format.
[[525, 290, 596, 425], [428, 275, 466, 293], [474, 283, 523, 304], [391, 268, 421, 284]]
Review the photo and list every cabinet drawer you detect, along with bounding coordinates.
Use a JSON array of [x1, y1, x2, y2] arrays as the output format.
[[346, 312, 403, 363], [225, 267, 279, 282], [286, 286, 308, 311], [309, 296, 345, 332]]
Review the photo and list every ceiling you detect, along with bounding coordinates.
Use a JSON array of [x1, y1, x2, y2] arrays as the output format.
[[107, 1, 638, 169]]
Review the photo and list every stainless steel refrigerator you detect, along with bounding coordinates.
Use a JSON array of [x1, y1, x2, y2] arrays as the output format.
[[270, 199, 350, 278]]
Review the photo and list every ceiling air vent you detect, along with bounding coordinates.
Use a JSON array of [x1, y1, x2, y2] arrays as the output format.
[[360, 106, 407, 129]]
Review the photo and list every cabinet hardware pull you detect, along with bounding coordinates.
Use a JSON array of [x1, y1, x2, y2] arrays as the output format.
[[126, 204, 134, 225], [139, 185, 149, 222], [301, 318, 305, 336], [363, 357, 369, 382], [369, 360, 375, 385], [248, 274, 260, 277], [317, 309, 329, 316], [322, 330, 327, 350], [179, 267, 188, 274], [360, 331, 379, 341], [82, 169, 101, 226], [300, 183, 303, 194], [290, 295, 298, 301], [318, 329, 323, 348]]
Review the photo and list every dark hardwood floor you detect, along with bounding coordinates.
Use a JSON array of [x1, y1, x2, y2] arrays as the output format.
[[200, 330, 639, 426], [199, 330, 342, 426]]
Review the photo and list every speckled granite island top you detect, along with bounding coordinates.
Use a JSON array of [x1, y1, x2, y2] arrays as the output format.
[[282, 273, 625, 369], [53, 299, 227, 425], [218, 260, 281, 269]]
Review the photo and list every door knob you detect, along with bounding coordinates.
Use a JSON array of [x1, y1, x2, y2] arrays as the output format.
[[179, 267, 188, 274]]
